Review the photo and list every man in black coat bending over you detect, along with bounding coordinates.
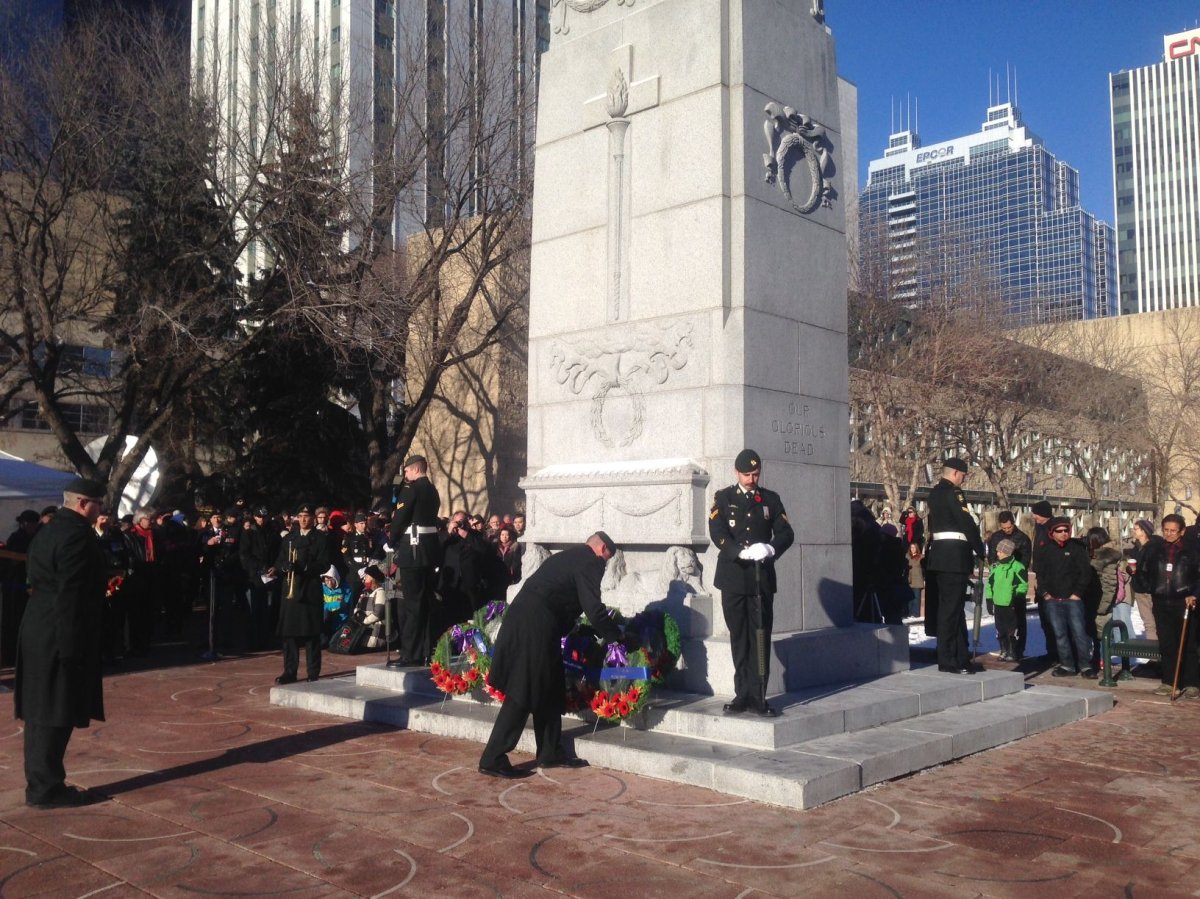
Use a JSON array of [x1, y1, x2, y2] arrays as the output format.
[[708, 449, 795, 717], [925, 458, 986, 674], [388, 455, 441, 666], [15, 477, 108, 809], [479, 532, 622, 779]]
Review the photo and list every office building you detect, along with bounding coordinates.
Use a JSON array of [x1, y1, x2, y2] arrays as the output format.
[[859, 102, 1116, 322], [192, 0, 549, 259], [1110, 27, 1200, 314]]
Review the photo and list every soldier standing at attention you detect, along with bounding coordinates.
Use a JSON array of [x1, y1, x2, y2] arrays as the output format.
[[273, 504, 330, 684], [708, 449, 795, 717], [388, 455, 441, 667], [925, 458, 986, 674]]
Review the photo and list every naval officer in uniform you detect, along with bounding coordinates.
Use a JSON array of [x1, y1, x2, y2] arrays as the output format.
[[388, 455, 441, 666], [924, 458, 986, 674], [708, 449, 795, 717]]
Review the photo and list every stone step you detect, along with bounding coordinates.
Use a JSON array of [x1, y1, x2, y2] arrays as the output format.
[[352, 662, 1025, 750], [271, 675, 1113, 809]]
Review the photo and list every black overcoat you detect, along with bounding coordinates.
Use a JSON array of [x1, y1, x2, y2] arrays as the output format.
[[14, 507, 106, 728], [488, 545, 622, 710], [275, 528, 330, 638]]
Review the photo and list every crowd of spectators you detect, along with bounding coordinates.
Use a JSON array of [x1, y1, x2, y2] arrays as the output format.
[[0, 501, 530, 666], [849, 500, 1199, 690]]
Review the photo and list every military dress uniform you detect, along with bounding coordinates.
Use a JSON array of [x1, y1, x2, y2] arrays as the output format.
[[275, 517, 331, 683], [924, 468, 985, 672], [708, 456, 795, 713], [389, 472, 441, 664]]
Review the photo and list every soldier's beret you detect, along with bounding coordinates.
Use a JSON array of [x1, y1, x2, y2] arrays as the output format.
[[734, 449, 762, 473], [64, 477, 105, 499], [295, 503, 315, 515], [943, 457, 968, 473], [354, 512, 368, 523]]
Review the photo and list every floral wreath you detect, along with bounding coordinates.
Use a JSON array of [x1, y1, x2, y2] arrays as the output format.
[[430, 601, 507, 699]]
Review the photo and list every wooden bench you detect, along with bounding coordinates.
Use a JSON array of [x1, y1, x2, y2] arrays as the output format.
[[1099, 619, 1161, 687]]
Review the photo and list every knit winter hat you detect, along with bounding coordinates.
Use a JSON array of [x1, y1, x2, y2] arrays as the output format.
[[996, 538, 1016, 556], [1135, 518, 1155, 536]]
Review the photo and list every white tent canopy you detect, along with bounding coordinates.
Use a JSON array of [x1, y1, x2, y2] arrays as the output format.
[[0, 450, 74, 532]]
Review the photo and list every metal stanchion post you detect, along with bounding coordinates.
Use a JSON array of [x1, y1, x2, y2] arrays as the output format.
[[201, 572, 217, 661]]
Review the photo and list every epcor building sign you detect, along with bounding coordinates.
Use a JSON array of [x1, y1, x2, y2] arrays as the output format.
[[1165, 27, 1200, 60]]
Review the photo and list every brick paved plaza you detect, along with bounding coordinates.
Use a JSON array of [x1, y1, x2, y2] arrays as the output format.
[[1, 644, 1197, 897]]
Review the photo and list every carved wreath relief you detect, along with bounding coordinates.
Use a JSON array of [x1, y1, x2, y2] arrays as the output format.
[[763, 102, 836, 214], [552, 0, 635, 35], [550, 322, 693, 448]]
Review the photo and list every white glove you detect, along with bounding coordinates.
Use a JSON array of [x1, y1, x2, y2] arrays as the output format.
[[743, 543, 773, 562], [362, 613, 380, 626]]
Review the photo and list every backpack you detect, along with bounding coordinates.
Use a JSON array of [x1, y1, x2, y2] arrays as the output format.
[[328, 621, 372, 655]]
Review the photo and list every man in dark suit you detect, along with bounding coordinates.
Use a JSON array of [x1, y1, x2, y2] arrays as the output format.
[[388, 455, 441, 666], [924, 458, 986, 674], [478, 532, 623, 779], [14, 477, 108, 809], [272, 504, 330, 684], [708, 449, 795, 717]]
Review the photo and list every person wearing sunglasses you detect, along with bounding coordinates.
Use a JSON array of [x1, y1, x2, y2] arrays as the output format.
[[1036, 517, 1095, 678]]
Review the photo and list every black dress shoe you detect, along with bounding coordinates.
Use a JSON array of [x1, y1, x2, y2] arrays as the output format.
[[538, 755, 589, 769], [723, 698, 748, 714], [306, 674, 320, 682], [26, 785, 105, 809], [275, 674, 297, 685], [386, 657, 418, 668], [937, 665, 971, 675], [1051, 666, 1079, 677], [755, 704, 780, 718], [478, 762, 531, 779]]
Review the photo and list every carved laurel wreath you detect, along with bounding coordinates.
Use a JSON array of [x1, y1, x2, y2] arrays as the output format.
[[775, 133, 826, 214], [762, 102, 835, 215]]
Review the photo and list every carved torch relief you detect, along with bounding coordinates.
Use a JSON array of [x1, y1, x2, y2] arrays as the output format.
[[762, 102, 836, 214], [550, 323, 694, 448]]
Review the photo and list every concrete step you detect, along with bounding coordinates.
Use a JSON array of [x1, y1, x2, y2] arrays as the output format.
[[352, 661, 1025, 750], [271, 673, 1113, 809]]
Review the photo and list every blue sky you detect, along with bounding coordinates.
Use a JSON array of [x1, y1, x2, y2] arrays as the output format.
[[828, 0, 1200, 222]]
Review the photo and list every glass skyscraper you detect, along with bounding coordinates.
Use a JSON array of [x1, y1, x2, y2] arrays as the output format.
[[859, 103, 1116, 322], [1110, 27, 1200, 315]]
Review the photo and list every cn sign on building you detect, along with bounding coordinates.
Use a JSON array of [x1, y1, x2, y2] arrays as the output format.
[[1111, 30, 1200, 315], [1165, 27, 1200, 60]]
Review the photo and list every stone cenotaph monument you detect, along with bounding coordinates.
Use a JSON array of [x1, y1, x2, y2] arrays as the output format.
[[520, 0, 907, 694]]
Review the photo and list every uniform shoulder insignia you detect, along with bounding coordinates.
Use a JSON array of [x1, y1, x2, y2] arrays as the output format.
[[396, 502, 405, 509], [709, 505, 719, 520]]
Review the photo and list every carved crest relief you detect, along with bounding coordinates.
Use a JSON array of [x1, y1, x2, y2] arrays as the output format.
[[550, 322, 693, 448], [762, 102, 836, 214], [552, 0, 636, 35]]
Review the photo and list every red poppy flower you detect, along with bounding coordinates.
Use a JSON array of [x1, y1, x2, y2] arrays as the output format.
[[754, 494, 762, 503]]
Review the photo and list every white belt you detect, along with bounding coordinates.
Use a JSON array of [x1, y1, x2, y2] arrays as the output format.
[[408, 524, 437, 546], [932, 531, 968, 541]]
